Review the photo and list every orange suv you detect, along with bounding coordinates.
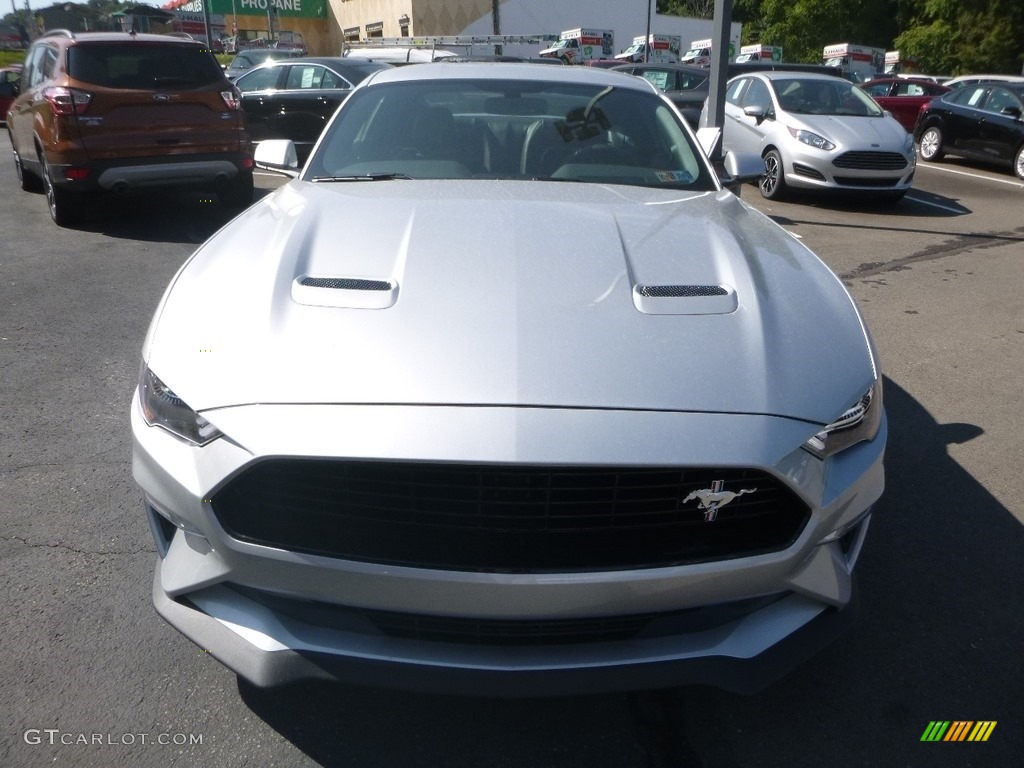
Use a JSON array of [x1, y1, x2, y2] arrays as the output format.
[[6, 30, 253, 226]]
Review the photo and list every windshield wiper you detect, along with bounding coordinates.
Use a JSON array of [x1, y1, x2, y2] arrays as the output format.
[[311, 173, 414, 182]]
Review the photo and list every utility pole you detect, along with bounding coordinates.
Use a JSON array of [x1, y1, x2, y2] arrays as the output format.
[[491, 0, 501, 56], [705, 0, 733, 162], [644, 0, 652, 63]]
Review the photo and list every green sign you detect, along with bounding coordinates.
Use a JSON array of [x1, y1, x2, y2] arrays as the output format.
[[204, 0, 327, 19]]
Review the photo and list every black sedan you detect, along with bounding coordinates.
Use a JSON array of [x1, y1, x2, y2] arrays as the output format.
[[611, 62, 709, 127], [914, 82, 1024, 180], [234, 57, 392, 163]]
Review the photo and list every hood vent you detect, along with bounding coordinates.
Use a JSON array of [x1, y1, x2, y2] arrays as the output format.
[[638, 285, 728, 298], [633, 283, 737, 316], [300, 277, 392, 291], [292, 275, 398, 310]]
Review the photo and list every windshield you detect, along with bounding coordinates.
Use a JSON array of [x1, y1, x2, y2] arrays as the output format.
[[304, 78, 716, 190], [772, 77, 884, 116]]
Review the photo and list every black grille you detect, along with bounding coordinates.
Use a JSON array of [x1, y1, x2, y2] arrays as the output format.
[[792, 163, 826, 181], [638, 285, 728, 298], [300, 277, 392, 291], [212, 461, 809, 573], [833, 176, 900, 187], [832, 151, 908, 170]]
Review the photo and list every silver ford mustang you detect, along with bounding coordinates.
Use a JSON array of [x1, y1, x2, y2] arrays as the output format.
[[132, 63, 885, 696]]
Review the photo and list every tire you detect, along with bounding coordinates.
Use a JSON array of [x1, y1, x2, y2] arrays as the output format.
[[219, 170, 254, 210], [11, 134, 42, 192], [919, 126, 945, 161], [41, 154, 83, 227], [889, 189, 907, 202], [759, 149, 788, 200], [1014, 144, 1024, 181]]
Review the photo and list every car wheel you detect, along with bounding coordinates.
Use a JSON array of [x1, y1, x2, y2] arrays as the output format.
[[219, 170, 254, 210], [889, 189, 907, 202], [919, 126, 945, 161], [11, 135, 42, 192], [1014, 144, 1024, 181], [41, 154, 83, 227], [760, 149, 787, 200]]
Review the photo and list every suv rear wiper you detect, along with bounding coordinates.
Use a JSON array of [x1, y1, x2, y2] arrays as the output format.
[[311, 173, 414, 182]]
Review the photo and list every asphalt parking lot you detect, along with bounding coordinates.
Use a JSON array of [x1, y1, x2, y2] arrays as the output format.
[[1, 129, 1022, 767]]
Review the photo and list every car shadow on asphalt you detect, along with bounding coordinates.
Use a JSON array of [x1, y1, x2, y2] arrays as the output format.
[[752, 186, 972, 217], [67, 187, 276, 244], [231, 376, 1024, 768]]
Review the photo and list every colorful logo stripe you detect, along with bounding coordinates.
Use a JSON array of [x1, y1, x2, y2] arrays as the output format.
[[921, 721, 996, 742]]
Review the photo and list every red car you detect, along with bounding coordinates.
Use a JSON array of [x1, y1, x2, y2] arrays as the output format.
[[0, 65, 22, 123], [860, 77, 951, 132]]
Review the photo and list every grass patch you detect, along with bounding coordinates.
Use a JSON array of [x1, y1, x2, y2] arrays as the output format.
[[1, 50, 27, 68]]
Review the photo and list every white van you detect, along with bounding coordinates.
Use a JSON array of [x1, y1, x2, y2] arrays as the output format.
[[342, 47, 457, 65]]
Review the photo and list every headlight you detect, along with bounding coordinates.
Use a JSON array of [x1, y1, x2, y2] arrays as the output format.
[[138, 366, 222, 446], [803, 379, 883, 459], [788, 127, 836, 151], [904, 132, 916, 155]]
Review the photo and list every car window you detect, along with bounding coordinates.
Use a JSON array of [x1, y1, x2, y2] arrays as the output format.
[[306, 79, 716, 190], [895, 82, 925, 96], [983, 88, 1019, 115], [739, 78, 771, 111], [862, 82, 892, 97], [235, 65, 281, 92], [725, 77, 747, 105], [676, 71, 707, 90], [320, 69, 350, 89], [773, 78, 882, 116], [68, 43, 224, 89], [285, 65, 338, 90], [639, 70, 670, 91], [950, 85, 991, 107]]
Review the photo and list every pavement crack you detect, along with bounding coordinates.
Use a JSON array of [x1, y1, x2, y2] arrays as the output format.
[[0, 534, 153, 557]]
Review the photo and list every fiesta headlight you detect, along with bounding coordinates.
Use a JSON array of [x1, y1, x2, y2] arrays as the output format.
[[138, 366, 222, 446], [904, 132, 916, 155], [804, 379, 883, 459], [788, 127, 836, 151]]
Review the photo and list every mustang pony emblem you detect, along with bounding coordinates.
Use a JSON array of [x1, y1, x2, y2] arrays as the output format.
[[683, 480, 757, 522]]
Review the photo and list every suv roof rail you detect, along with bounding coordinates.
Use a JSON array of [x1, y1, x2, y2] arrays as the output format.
[[40, 29, 75, 40]]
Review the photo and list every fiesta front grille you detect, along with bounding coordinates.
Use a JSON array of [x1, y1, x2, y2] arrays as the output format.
[[832, 151, 908, 170], [212, 460, 809, 573], [833, 176, 900, 187]]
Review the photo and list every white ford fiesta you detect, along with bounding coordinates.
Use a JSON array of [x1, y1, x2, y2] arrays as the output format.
[[132, 63, 885, 696]]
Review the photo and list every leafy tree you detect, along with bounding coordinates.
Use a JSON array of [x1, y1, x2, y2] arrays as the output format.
[[894, 0, 1024, 74]]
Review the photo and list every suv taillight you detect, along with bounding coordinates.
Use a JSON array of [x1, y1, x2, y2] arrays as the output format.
[[220, 88, 242, 111], [43, 86, 93, 115]]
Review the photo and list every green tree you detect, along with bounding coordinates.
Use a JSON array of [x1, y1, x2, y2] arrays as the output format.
[[894, 0, 1024, 74]]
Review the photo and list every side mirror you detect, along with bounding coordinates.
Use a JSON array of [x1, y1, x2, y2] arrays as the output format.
[[254, 139, 299, 177], [717, 150, 766, 196], [742, 104, 768, 124], [1000, 105, 1022, 120]]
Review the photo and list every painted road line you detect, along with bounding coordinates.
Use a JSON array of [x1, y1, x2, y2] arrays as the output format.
[[916, 163, 1024, 188], [903, 194, 970, 214]]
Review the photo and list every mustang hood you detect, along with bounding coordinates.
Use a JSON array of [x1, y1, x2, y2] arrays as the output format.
[[145, 180, 877, 424]]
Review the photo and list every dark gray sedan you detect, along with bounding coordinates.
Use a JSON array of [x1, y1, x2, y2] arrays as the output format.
[[234, 57, 392, 163]]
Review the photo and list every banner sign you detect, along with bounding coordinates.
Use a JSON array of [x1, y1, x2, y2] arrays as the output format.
[[177, 0, 327, 20]]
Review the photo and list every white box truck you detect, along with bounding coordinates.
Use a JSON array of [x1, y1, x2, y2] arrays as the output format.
[[735, 44, 783, 63], [822, 43, 885, 81], [680, 38, 736, 67], [539, 29, 615, 64], [614, 34, 682, 64]]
